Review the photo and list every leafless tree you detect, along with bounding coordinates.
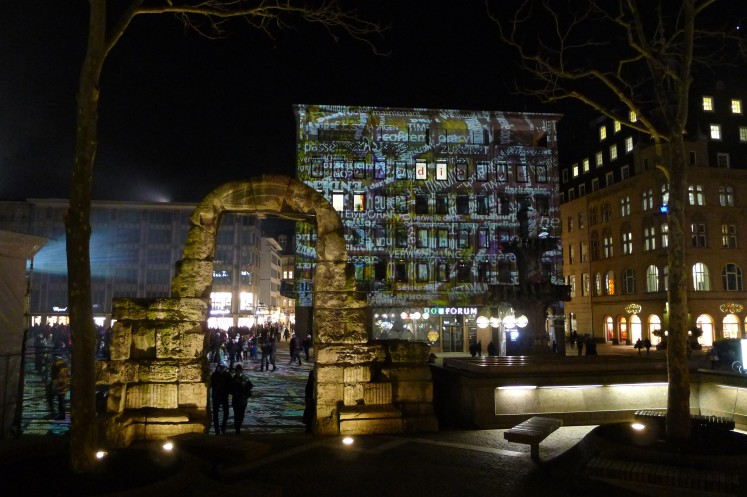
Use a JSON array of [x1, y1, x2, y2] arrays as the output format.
[[491, 0, 744, 440], [69, 0, 380, 472]]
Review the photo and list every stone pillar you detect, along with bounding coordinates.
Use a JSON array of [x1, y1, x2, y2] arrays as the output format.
[[97, 297, 209, 447]]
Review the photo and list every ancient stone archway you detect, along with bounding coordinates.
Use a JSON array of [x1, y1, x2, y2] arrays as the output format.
[[98, 176, 436, 446]]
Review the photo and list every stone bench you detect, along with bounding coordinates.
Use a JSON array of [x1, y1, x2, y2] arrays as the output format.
[[634, 410, 735, 431], [503, 416, 563, 462]]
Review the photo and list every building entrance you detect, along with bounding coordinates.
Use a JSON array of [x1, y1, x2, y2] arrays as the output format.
[[441, 317, 464, 352]]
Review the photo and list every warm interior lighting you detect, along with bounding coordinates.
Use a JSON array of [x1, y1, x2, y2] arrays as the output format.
[[631, 423, 645, 431], [342, 437, 354, 445], [538, 385, 603, 389], [497, 385, 537, 390], [608, 382, 667, 388]]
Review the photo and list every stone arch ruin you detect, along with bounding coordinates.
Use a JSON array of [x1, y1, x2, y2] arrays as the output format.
[[98, 175, 437, 446]]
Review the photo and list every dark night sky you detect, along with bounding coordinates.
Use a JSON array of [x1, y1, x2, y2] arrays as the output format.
[[2, 1, 563, 203]]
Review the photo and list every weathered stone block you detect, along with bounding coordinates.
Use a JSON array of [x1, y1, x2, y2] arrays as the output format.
[[314, 308, 368, 344], [316, 344, 385, 365], [316, 365, 344, 383], [314, 291, 367, 309], [138, 361, 180, 383], [316, 382, 344, 406], [313, 260, 348, 288], [178, 382, 207, 408], [109, 321, 132, 361], [381, 365, 432, 382], [363, 382, 392, 405], [124, 383, 178, 409], [96, 360, 138, 385], [131, 322, 156, 359], [343, 365, 371, 384], [393, 380, 433, 404], [384, 341, 432, 363], [136, 421, 206, 440], [112, 298, 148, 321], [171, 259, 215, 298], [107, 385, 126, 413], [339, 417, 403, 435], [155, 322, 205, 359], [147, 298, 208, 322], [343, 383, 364, 406], [178, 361, 206, 383]]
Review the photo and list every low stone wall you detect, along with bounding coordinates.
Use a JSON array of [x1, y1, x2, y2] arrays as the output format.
[[431, 356, 747, 429], [96, 297, 209, 447]]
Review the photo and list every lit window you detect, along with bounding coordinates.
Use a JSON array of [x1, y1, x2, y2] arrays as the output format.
[[642, 189, 654, 210], [692, 263, 711, 291], [646, 265, 659, 292], [719, 186, 735, 206], [732, 99, 742, 114], [661, 183, 669, 206], [644, 226, 657, 251], [625, 136, 633, 152], [740, 127, 747, 142], [629, 110, 637, 122], [622, 230, 633, 255], [703, 96, 714, 111], [688, 185, 705, 206], [661, 223, 669, 248], [353, 192, 366, 212], [614, 120, 621, 133], [572, 163, 579, 177], [582, 158, 590, 172], [710, 124, 721, 140], [599, 125, 607, 141], [603, 234, 614, 258], [690, 223, 707, 248], [619, 196, 631, 216], [596, 151, 603, 167], [609, 144, 618, 160], [332, 191, 345, 212], [415, 160, 427, 180], [436, 161, 448, 180], [722, 224, 737, 248], [605, 270, 616, 295]]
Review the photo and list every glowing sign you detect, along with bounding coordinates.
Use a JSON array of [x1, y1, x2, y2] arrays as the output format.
[[416, 161, 427, 180], [436, 161, 447, 180], [422, 307, 478, 316]]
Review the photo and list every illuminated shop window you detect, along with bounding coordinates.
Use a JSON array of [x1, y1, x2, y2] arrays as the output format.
[[495, 161, 507, 181], [395, 161, 407, 179], [436, 194, 449, 214], [374, 159, 387, 179], [210, 292, 232, 312], [374, 194, 387, 212], [332, 191, 345, 212], [416, 262, 429, 282], [476, 161, 489, 181], [436, 161, 448, 180], [311, 158, 324, 177], [535, 165, 548, 182], [416, 228, 429, 248], [415, 160, 427, 180], [456, 195, 469, 215], [456, 160, 468, 181], [437, 228, 449, 248], [353, 192, 366, 212], [353, 161, 366, 179]]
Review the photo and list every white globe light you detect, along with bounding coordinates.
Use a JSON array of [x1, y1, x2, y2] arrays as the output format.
[[503, 315, 516, 328], [516, 315, 529, 328], [412, 312, 421, 320], [400, 312, 408, 320], [489, 317, 501, 328], [476, 316, 490, 329]]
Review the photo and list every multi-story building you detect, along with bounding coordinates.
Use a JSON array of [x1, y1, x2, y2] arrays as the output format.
[[0, 199, 287, 330], [293, 104, 564, 354], [560, 82, 747, 346]]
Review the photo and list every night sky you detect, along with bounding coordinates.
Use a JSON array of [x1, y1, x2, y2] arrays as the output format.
[[3, 1, 566, 203]]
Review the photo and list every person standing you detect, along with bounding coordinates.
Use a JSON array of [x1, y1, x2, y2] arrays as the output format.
[[210, 363, 232, 434], [288, 334, 302, 365], [302, 334, 312, 361], [269, 336, 277, 371], [230, 364, 254, 435], [260, 337, 271, 372], [49, 356, 70, 420]]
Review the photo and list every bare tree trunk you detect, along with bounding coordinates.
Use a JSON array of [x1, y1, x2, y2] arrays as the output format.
[[66, 0, 106, 473], [665, 134, 691, 440]]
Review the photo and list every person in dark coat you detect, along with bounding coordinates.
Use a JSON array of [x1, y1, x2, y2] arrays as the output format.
[[302, 335, 312, 361], [288, 334, 302, 365], [210, 363, 232, 434], [487, 341, 496, 356], [230, 364, 254, 434]]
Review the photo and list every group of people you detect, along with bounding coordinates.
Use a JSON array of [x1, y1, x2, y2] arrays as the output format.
[[634, 338, 653, 355], [210, 363, 255, 435]]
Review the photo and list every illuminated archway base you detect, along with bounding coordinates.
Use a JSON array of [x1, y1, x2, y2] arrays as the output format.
[[96, 176, 437, 447]]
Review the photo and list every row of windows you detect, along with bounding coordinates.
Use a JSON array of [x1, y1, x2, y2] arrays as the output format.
[[308, 157, 549, 183], [354, 259, 521, 285], [329, 191, 551, 216], [702, 96, 743, 114], [569, 137, 634, 180], [567, 184, 736, 232], [568, 262, 744, 297], [569, 222, 738, 262], [708, 124, 747, 143], [346, 225, 515, 250]]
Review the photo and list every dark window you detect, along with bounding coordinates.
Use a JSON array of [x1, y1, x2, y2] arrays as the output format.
[[395, 226, 408, 247], [456, 262, 471, 282], [415, 194, 429, 214], [476, 161, 488, 181], [456, 195, 470, 215], [436, 194, 449, 214], [374, 159, 387, 179], [311, 158, 324, 178], [395, 161, 407, 180], [476, 195, 490, 215], [458, 229, 471, 248], [353, 161, 366, 179], [395, 262, 408, 281]]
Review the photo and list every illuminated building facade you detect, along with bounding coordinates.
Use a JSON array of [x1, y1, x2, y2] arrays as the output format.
[[294, 105, 564, 353], [0, 199, 287, 329], [560, 82, 747, 346]]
